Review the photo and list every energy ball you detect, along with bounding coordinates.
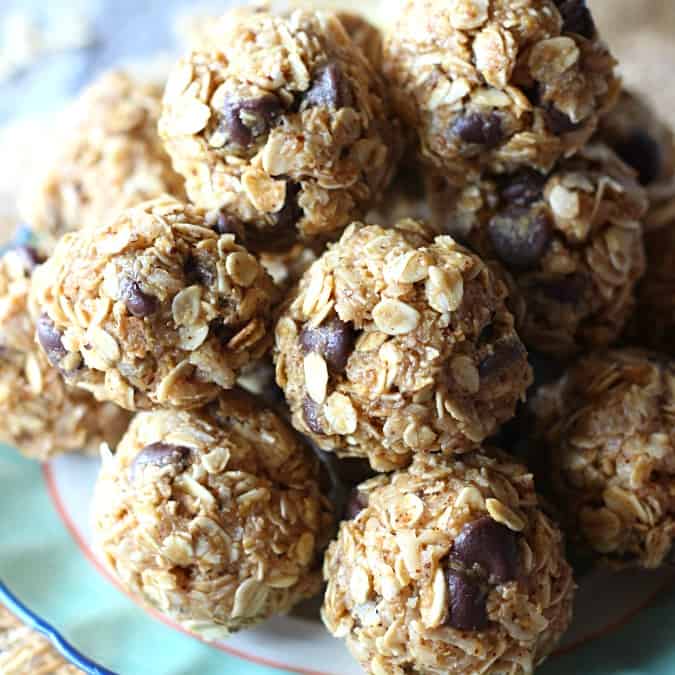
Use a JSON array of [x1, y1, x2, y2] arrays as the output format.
[[597, 90, 675, 230], [31, 197, 277, 411], [428, 144, 648, 356], [0, 247, 130, 460], [529, 349, 675, 569], [275, 220, 532, 471], [597, 92, 675, 353], [92, 390, 333, 637], [159, 6, 401, 251], [322, 451, 575, 675], [22, 70, 185, 252], [384, 0, 619, 179]]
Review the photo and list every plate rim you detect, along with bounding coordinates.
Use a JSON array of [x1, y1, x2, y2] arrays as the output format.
[[0, 579, 116, 675]]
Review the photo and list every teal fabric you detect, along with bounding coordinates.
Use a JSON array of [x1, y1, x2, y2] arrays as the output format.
[[1, 443, 675, 675]]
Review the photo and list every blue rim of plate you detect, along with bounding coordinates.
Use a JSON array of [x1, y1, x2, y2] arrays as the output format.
[[0, 227, 113, 675], [0, 579, 115, 675]]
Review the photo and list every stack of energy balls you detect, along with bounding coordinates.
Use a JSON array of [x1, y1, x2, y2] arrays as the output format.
[[2, 1, 673, 673]]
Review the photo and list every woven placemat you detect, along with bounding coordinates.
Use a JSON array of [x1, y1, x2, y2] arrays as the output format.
[[0, 605, 82, 674]]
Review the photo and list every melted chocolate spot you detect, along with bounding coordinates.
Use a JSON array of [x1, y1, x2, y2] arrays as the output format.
[[479, 339, 527, 381]]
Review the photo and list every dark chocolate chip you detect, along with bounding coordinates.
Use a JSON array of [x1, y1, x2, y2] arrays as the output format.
[[299, 317, 355, 373], [303, 396, 324, 434], [479, 338, 527, 381], [36, 314, 67, 365], [9, 245, 44, 271], [445, 569, 488, 631], [499, 170, 547, 207], [184, 254, 215, 287], [554, 0, 596, 39], [213, 212, 246, 239], [450, 516, 520, 584], [450, 113, 503, 148], [210, 319, 238, 345], [488, 207, 552, 269], [303, 61, 354, 110], [273, 181, 303, 230], [536, 274, 586, 304], [121, 279, 158, 318], [613, 131, 663, 186], [544, 105, 583, 135], [131, 442, 190, 479], [222, 94, 283, 147], [344, 488, 369, 520]]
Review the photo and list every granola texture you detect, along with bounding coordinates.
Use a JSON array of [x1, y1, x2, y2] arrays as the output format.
[[21, 70, 185, 253], [0, 247, 130, 460], [30, 197, 277, 411], [322, 451, 575, 675], [159, 6, 401, 251], [529, 349, 675, 569], [597, 90, 675, 230], [275, 220, 532, 471], [428, 144, 647, 356], [92, 389, 333, 638], [384, 0, 620, 179]]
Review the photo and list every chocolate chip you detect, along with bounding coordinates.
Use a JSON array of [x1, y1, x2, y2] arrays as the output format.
[[450, 517, 520, 583], [499, 170, 547, 207], [222, 94, 283, 147], [479, 339, 527, 381], [613, 131, 663, 186], [303, 396, 324, 434], [273, 181, 303, 231], [184, 254, 215, 287], [36, 314, 67, 365], [344, 488, 369, 519], [131, 442, 190, 479], [445, 569, 488, 631], [299, 317, 355, 373], [450, 113, 503, 148], [488, 207, 552, 269], [536, 274, 586, 304], [213, 212, 246, 239], [555, 0, 596, 39], [303, 61, 354, 110], [544, 105, 583, 135], [121, 279, 158, 318], [210, 319, 238, 345], [9, 245, 44, 271]]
